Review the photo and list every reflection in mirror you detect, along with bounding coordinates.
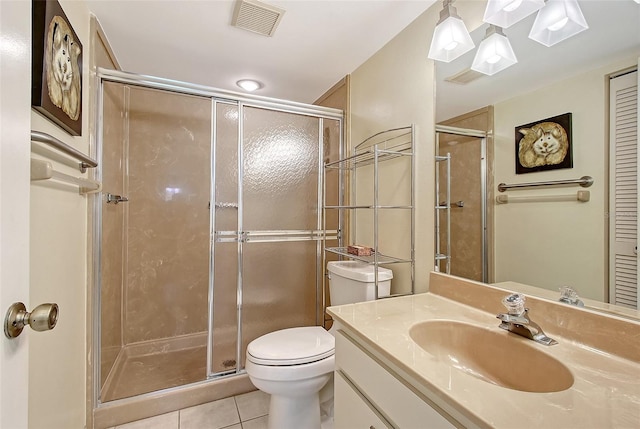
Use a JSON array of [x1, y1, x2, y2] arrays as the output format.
[[435, 0, 640, 317]]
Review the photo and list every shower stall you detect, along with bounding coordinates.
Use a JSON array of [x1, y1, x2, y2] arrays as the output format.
[[94, 70, 342, 408], [435, 125, 488, 283]]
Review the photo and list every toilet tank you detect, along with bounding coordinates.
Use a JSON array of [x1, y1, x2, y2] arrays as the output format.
[[327, 261, 392, 305]]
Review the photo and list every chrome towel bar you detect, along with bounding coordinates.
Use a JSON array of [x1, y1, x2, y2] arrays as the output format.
[[497, 176, 593, 192], [31, 130, 98, 173], [31, 159, 101, 194]]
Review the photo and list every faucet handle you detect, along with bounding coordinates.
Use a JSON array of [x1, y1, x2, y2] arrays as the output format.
[[502, 293, 526, 316], [559, 286, 584, 307]]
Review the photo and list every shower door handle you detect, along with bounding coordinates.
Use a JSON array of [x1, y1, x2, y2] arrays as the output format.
[[106, 193, 129, 204]]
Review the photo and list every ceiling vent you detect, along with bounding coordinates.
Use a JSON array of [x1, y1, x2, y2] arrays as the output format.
[[232, 0, 285, 37], [445, 68, 485, 85]]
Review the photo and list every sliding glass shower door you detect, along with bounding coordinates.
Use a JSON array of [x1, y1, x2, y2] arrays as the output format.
[[211, 105, 324, 375]]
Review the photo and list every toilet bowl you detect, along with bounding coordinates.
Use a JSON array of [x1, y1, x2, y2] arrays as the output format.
[[245, 326, 335, 429], [245, 262, 392, 429]]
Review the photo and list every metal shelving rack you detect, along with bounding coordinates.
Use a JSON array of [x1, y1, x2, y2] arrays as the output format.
[[323, 125, 415, 299]]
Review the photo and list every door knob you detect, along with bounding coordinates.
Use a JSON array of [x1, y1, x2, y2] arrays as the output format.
[[4, 302, 59, 339]]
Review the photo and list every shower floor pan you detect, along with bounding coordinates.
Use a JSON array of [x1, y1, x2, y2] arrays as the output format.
[[101, 332, 237, 402]]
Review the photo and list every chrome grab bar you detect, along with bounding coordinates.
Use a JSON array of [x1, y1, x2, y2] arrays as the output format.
[[31, 131, 98, 173], [498, 176, 593, 192]]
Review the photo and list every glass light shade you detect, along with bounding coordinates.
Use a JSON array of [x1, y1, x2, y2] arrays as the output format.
[[428, 2, 475, 63], [528, 0, 588, 47], [471, 26, 518, 76], [483, 0, 545, 28], [236, 79, 263, 91]]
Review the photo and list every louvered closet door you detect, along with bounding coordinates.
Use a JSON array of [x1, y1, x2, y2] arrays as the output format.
[[610, 70, 639, 309]]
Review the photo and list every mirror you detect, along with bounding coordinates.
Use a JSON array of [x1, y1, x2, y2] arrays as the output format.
[[435, 0, 640, 317]]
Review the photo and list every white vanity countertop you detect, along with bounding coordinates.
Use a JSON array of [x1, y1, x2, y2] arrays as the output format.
[[328, 277, 640, 429]]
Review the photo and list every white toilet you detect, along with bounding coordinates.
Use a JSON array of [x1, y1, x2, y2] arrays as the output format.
[[245, 261, 392, 429]]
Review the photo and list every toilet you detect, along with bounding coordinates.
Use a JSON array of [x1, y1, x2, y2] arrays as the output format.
[[245, 261, 392, 429]]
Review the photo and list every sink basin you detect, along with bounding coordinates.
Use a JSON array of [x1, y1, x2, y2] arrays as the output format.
[[409, 320, 574, 393]]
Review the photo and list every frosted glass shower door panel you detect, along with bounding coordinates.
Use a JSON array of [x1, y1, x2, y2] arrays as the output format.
[[240, 241, 318, 368], [240, 107, 322, 364], [324, 118, 342, 233], [212, 242, 239, 373], [242, 107, 320, 231], [215, 103, 239, 232]]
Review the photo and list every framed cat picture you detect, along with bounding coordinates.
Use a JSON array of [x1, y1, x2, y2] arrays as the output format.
[[32, 0, 83, 136], [515, 113, 573, 174]]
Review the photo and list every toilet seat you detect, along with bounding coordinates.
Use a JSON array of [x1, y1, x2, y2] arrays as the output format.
[[247, 326, 335, 366]]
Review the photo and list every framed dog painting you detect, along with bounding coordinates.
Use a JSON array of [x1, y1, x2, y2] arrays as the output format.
[[32, 0, 83, 136], [515, 113, 573, 174]]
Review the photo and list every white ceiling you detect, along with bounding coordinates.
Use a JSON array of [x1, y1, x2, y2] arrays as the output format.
[[436, 0, 640, 122], [86, 0, 437, 103]]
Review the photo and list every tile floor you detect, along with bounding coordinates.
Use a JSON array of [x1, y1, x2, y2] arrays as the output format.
[[109, 390, 269, 429]]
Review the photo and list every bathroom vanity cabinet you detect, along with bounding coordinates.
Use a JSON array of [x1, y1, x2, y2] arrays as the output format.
[[334, 329, 455, 429], [323, 125, 415, 298], [329, 272, 640, 429]]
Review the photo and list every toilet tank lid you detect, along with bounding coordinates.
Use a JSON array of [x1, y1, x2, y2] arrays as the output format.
[[327, 261, 393, 282]]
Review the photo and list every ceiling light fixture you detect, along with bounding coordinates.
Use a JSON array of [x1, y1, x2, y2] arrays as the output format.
[[483, 0, 545, 28], [236, 79, 263, 92], [428, 0, 475, 63], [528, 0, 588, 47], [471, 25, 518, 76]]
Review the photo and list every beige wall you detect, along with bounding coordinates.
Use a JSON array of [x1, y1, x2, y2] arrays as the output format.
[[494, 57, 638, 301], [349, 5, 441, 293], [29, 1, 92, 428]]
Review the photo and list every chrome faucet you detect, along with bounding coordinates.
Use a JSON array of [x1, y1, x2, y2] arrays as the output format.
[[496, 293, 558, 346]]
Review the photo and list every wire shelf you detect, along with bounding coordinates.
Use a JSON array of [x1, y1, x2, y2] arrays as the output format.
[[325, 247, 412, 265], [325, 127, 413, 170]]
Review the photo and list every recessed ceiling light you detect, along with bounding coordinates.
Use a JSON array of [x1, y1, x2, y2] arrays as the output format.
[[236, 79, 263, 91]]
